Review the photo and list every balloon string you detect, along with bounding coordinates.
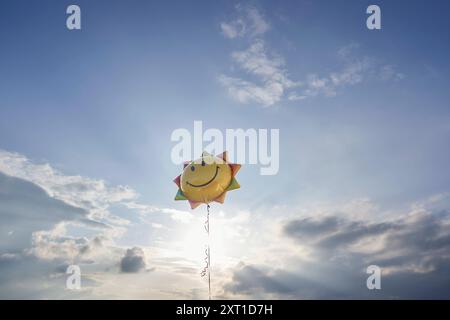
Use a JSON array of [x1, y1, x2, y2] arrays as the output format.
[[200, 204, 211, 300]]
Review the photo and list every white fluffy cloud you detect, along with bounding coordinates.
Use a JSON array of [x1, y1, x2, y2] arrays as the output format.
[[219, 39, 299, 107], [219, 74, 286, 107], [219, 7, 299, 107]]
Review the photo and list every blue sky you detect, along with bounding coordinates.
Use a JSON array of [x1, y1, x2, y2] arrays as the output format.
[[1, 0, 450, 299]]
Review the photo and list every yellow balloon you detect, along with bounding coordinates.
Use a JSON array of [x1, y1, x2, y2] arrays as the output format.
[[174, 151, 241, 209], [181, 154, 232, 203]]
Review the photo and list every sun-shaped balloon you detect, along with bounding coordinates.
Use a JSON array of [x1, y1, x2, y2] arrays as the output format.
[[173, 151, 241, 209]]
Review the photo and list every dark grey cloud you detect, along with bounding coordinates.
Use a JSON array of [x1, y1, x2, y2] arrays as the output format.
[[0, 171, 118, 298], [283, 211, 450, 272], [225, 259, 450, 299], [0, 172, 89, 253], [283, 215, 399, 249], [120, 247, 146, 273], [225, 209, 450, 299], [283, 216, 340, 237], [224, 263, 363, 299], [0, 254, 94, 299], [226, 265, 295, 295], [224, 264, 338, 299]]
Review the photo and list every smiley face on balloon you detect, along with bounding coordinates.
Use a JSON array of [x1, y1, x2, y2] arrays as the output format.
[[173, 151, 241, 209]]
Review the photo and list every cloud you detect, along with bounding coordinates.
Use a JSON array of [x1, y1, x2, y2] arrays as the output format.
[[2, 146, 446, 299], [0, 149, 139, 261], [224, 195, 450, 299], [225, 264, 298, 296], [300, 54, 372, 98], [219, 7, 299, 107], [0, 149, 224, 299], [283, 209, 450, 272], [219, 40, 299, 107], [231, 40, 296, 88], [337, 42, 360, 59], [122, 201, 194, 223], [0, 149, 135, 226], [220, 5, 269, 39], [299, 45, 404, 99], [30, 228, 110, 262], [120, 247, 146, 273], [379, 65, 405, 81], [221, 42, 403, 105], [287, 93, 307, 101], [0, 171, 89, 254], [224, 263, 342, 299], [219, 75, 286, 107], [219, 7, 403, 107], [286, 200, 450, 275], [0, 253, 95, 299], [0, 149, 154, 297], [220, 20, 245, 39], [225, 258, 450, 299]]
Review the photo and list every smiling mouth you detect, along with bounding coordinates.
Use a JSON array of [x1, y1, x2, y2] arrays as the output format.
[[187, 166, 220, 188]]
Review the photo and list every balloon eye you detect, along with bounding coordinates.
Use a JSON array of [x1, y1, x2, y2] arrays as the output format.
[[191, 166, 195, 171], [201, 160, 206, 166]]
